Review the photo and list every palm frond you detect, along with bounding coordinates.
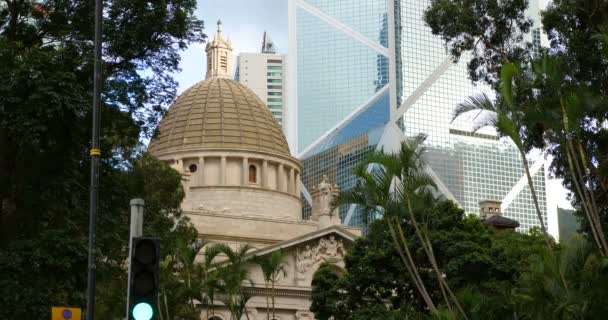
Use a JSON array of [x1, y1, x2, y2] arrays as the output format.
[[499, 62, 519, 107], [453, 93, 497, 118]]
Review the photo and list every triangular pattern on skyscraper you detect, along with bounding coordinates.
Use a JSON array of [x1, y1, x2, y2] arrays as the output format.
[[296, 7, 389, 150], [301, 0, 389, 48], [503, 167, 548, 233], [301, 89, 389, 158]]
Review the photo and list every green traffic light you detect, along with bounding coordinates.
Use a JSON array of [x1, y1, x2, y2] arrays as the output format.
[[132, 302, 153, 320]]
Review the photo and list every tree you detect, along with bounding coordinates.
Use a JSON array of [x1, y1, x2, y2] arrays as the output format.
[[424, 0, 608, 254], [452, 62, 551, 243], [338, 136, 466, 317], [0, 0, 204, 317], [209, 243, 254, 320], [424, 0, 534, 86], [310, 199, 549, 319], [514, 235, 608, 319], [252, 250, 287, 320], [155, 221, 204, 320], [310, 263, 346, 320]]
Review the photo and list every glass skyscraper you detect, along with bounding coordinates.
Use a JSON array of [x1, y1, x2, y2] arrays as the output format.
[[288, 0, 547, 232]]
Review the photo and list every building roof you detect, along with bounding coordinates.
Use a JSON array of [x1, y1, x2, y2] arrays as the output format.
[[148, 77, 290, 156], [482, 215, 520, 229]]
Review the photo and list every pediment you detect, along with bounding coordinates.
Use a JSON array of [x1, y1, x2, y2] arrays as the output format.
[[244, 225, 358, 258], [245, 225, 359, 286]]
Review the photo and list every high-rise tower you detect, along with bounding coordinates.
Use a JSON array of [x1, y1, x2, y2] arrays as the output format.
[[236, 33, 288, 132], [289, 0, 548, 232]]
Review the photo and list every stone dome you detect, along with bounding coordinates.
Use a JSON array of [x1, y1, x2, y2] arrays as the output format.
[[148, 77, 290, 157]]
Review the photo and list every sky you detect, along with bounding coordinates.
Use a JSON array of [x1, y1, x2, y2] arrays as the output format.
[[174, 0, 288, 94], [173, 0, 572, 238]]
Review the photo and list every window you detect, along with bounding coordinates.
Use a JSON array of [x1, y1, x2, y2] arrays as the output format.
[[267, 66, 282, 70], [267, 98, 282, 102], [268, 105, 282, 109], [220, 54, 227, 72], [268, 92, 282, 96], [267, 79, 281, 83], [267, 59, 282, 63], [249, 165, 257, 184], [272, 111, 283, 116], [188, 164, 198, 173], [267, 72, 282, 77], [267, 85, 282, 89]]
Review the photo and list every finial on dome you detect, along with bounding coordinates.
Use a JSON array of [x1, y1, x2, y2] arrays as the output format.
[[205, 19, 233, 79]]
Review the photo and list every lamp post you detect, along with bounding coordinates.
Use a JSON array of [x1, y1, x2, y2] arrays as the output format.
[[85, 0, 103, 318]]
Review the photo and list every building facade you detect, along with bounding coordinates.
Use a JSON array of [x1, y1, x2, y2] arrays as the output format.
[[288, 0, 548, 232], [149, 21, 360, 320], [237, 33, 288, 133]]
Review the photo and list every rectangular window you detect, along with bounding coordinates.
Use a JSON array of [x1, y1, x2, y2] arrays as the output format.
[[272, 111, 283, 116], [267, 66, 282, 70], [268, 105, 282, 109], [268, 92, 282, 96], [267, 79, 281, 83], [267, 98, 283, 102], [267, 72, 282, 77], [267, 85, 282, 89], [267, 59, 282, 63]]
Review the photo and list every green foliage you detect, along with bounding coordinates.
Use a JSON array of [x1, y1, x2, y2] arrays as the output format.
[[209, 243, 254, 320], [310, 263, 345, 320], [424, 0, 608, 246], [424, 0, 534, 85], [514, 235, 608, 319], [252, 250, 287, 320], [0, 0, 204, 318], [310, 200, 550, 319]]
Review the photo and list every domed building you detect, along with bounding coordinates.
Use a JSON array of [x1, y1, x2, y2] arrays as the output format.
[[149, 21, 360, 320]]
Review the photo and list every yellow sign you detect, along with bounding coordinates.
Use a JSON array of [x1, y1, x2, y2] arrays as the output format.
[[51, 307, 82, 320]]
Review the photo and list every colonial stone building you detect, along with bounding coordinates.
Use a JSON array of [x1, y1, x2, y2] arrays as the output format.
[[149, 21, 361, 320]]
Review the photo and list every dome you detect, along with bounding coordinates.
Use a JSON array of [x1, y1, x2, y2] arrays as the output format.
[[148, 77, 290, 157]]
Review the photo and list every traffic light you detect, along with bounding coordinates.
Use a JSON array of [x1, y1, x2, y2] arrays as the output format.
[[128, 237, 160, 320]]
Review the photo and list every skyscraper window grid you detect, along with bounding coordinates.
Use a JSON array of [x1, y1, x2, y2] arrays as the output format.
[[290, 0, 547, 232]]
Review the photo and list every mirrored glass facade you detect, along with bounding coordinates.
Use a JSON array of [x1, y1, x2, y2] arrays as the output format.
[[291, 0, 547, 232]]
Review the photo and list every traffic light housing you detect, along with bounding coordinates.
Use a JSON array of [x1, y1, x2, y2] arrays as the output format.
[[128, 237, 160, 320]]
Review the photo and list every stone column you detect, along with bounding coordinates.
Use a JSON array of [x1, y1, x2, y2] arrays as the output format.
[[277, 163, 284, 192], [172, 158, 182, 172], [295, 171, 301, 195], [220, 156, 226, 185], [242, 157, 248, 185], [289, 167, 295, 194], [262, 159, 268, 188], [198, 156, 205, 186]]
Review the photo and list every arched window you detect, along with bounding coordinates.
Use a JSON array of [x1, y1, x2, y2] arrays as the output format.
[[208, 316, 224, 320], [249, 165, 257, 184]]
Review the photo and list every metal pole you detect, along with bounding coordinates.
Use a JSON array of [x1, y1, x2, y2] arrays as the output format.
[[126, 199, 145, 318], [86, 0, 103, 318]]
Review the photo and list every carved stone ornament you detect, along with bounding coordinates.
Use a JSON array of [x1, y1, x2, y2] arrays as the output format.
[[311, 175, 341, 227], [295, 310, 314, 320], [246, 307, 258, 319], [296, 235, 345, 280]]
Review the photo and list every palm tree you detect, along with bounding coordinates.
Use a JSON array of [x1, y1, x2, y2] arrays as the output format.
[[514, 234, 608, 319], [526, 55, 608, 256], [175, 238, 207, 313], [337, 136, 467, 318], [252, 250, 287, 320], [452, 62, 551, 246], [158, 257, 174, 320], [208, 243, 254, 320], [201, 246, 223, 319]]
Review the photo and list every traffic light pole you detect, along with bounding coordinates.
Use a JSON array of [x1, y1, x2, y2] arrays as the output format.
[[85, 0, 102, 319], [126, 199, 145, 319]]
